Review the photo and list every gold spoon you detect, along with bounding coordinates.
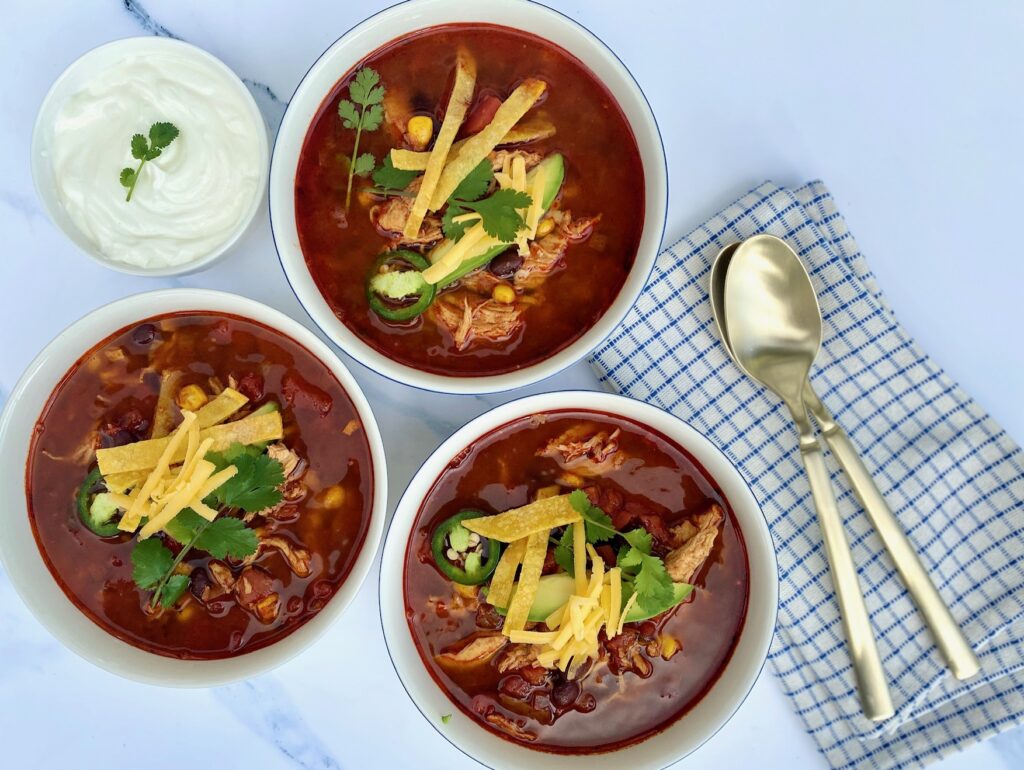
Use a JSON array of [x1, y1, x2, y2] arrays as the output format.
[[712, 236, 979, 684]]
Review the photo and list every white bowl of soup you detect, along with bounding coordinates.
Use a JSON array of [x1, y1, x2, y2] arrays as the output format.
[[0, 289, 387, 685], [380, 391, 778, 767], [270, 0, 667, 393]]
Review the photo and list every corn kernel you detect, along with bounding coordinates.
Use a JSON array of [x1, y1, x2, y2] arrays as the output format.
[[492, 283, 516, 304], [453, 583, 478, 600], [557, 471, 584, 488], [660, 635, 680, 660], [321, 484, 346, 509], [407, 115, 434, 150], [534, 485, 561, 501], [536, 216, 555, 237], [176, 384, 208, 412]]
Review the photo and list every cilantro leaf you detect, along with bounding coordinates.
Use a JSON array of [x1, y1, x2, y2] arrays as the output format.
[[338, 67, 386, 209], [337, 99, 360, 129], [352, 151, 376, 177], [630, 551, 675, 610], [460, 189, 532, 242], [349, 67, 383, 107], [130, 133, 149, 161], [361, 103, 384, 132], [450, 160, 493, 202], [553, 528, 575, 576], [441, 202, 472, 242], [160, 574, 191, 608], [622, 527, 653, 555], [149, 121, 179, 149], [120, 122, 179, 202], [370, 154, 420, 194], [568, 489, 616, 544], [193, 516, 259, 560], [131, 538, 174, 589], [206, 444, 285, 513]]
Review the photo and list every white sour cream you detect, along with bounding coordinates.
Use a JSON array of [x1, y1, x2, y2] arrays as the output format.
[[49, 51, 265, 269]]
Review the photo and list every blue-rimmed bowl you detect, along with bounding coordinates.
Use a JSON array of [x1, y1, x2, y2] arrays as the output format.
[[379, 390, 778, 768], [269, 0, 667, 394]]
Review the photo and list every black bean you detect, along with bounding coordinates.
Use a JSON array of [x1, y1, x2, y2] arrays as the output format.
[[131, 323, 157, 346], [551, 678, 580, 709], [488, 250, 524, 278]]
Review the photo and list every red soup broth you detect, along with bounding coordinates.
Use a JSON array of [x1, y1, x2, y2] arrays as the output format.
[[295, 24, 645, 376], [403, 410, 750, 752], [26, 312, 373, 659]]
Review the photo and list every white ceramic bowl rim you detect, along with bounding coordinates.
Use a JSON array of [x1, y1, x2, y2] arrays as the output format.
[[0, 289, 387, 686], [30, 36, 270, 277], [269, 0, 668, 395], [379, 390, 779, 769]]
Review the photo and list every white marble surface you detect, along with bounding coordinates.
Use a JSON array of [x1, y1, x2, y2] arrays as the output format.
[[1, 1, 1022, 768]]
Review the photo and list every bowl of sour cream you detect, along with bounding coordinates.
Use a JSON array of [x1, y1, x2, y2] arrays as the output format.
[[32, 37, 269, 276]]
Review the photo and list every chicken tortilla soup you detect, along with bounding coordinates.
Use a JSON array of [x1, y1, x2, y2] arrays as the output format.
[[295, 24, 645, 376], [27, 312, 373, 659], [404, 411, 749, 752]]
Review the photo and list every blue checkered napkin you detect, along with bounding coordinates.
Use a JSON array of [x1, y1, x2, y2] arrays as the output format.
[[589, 181, 1024, 769]]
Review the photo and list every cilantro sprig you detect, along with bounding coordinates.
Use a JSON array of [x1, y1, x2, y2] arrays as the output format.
[[338, 67, 385, 209], [364, 154, 420, 197], [559, 490, 676, 616], [119, 122, 179, 202], [441, 160, 532, 243], [129, 443, 284, 608]]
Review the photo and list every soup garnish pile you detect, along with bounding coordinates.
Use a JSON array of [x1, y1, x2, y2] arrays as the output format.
[[27, 312, 373, 658], [296, 24, 645, 376], [404, 411, 750, 752]]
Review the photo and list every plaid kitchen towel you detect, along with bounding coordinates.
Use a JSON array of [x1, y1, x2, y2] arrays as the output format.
[[589, 181, 1024, 769]]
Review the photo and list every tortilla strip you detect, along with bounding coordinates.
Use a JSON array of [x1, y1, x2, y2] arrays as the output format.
[[195, 387, 248, 429], [151, 371, 184, 439], [487, 537, 527, 610], [503, 529, 549, 633], [573, 520, 587, 595], [97, 411, 283, 476], [461, 495, 580, 543], [403, 49, 477, 238], [389, 117, 556, 171], [428, 79, 547, 211]]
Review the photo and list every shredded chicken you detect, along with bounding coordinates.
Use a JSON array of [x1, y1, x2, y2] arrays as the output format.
[[430, 295, 523, 350], [458, 268, 504, 295], [258, 535, 313, 577], [436, 634, 507, 668], [266, 442, 303, 478], [514, 212, 599, 290], [199, 560, 236, 602], [488, 149, 543, 172], [665, 505, 724, 582], [539, 424, 624, 477], [234, 566, 280, 624], [497, 644, 542, 674], [484, 711, 538, 742], [605, 628, 654, 678], [372, 196, 443, 247]]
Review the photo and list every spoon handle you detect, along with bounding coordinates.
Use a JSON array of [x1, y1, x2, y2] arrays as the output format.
[[792, 407, 895, 721], [803, 384, 981, 680]]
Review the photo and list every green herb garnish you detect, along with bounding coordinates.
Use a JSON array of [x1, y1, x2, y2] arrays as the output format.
[[441, 161, 532, 243], [563, 490, 676, 616], [441, 714, 452, 725], [366, 154, 420, 196], [128, 443, 283, 608], [338, 67, 385, 208], [119, 122, 179, 202]]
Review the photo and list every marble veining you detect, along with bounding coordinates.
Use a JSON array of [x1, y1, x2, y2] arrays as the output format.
[[0, 1, 1021, 769]]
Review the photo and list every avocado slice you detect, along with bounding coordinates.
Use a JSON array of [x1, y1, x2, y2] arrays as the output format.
[[433, 153, 566, 286], [489, 572, 693, 624]]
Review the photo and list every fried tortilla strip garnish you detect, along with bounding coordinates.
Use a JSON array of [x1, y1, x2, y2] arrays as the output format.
[[428, 78, 547, 211], [97, 411, 283, 476], [389, 117, 557, 171], [461, 494, 580, 543], [195, 387, 249, 428], [403, 49, 477, 238], [151, 371, 184, 439], [502, 529, 549, 633], [486, 537, 527, 609]]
